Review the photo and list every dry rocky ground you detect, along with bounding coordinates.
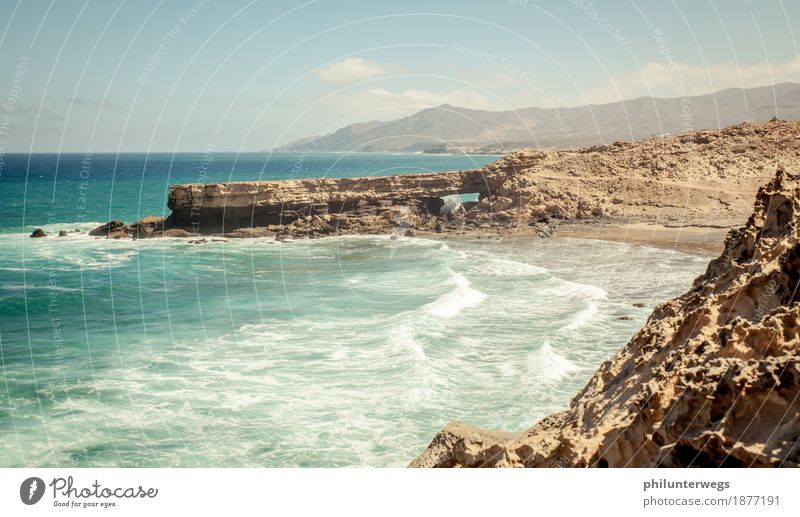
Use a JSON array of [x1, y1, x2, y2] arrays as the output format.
[[40, 119, 799, 252]]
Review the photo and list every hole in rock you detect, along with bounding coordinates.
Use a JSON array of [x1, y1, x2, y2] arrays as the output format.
[[438, 193, 481, 216]]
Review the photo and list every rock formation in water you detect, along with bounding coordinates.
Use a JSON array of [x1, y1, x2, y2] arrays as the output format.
[[163, 168, 507, 238], [92, 119, 799, 241], [411, 166, 800, 467]]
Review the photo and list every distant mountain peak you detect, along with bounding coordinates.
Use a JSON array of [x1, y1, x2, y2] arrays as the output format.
[[277, 83, 800, 153]]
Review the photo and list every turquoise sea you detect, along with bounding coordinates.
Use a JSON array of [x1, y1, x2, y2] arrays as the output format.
[[0, 153, 709, 466]]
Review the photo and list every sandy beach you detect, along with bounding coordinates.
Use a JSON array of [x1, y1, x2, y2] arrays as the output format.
[[554, 220, 729, 255]]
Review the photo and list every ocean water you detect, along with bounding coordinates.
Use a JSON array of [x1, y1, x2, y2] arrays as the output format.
[[0, 152, 498, 233], [0, 153, 710, 467]]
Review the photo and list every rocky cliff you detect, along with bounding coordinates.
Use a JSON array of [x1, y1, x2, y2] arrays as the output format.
[[165, 168, 494, 237], [411, 167, 800, 468], [159, 120, 800, 240], [87, 120, 800, 241], [482, 118, 800, 227]]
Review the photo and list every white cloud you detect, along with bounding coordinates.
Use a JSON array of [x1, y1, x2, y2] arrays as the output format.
[[314, 58, 395, 85], [583, 58, 800, 104]]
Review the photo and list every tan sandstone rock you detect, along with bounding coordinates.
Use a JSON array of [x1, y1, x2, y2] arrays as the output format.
[[411, 166, 800, 468], [87, 120, 800, 241]]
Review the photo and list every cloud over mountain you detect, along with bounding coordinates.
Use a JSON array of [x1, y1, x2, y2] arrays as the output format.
[[314, 58, 397, 84]]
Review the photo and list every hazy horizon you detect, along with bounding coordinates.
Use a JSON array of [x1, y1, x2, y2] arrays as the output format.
[[1, 0, 798, 152], [1, 81, 796, 154]]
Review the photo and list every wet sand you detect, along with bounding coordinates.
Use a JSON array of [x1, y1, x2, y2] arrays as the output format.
[[554, 220, 729, 255], [418, 219, 729, 256]]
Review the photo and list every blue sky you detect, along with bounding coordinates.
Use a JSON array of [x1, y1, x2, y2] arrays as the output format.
[[0, 0, 798, 151]]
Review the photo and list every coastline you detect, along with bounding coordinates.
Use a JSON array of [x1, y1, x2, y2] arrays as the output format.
[[12, 122, 800, 468], [553, 220, 728, 255], [411, 219, 727, 256], [58, 121, 798, 255], [412, 167, 800, 467]]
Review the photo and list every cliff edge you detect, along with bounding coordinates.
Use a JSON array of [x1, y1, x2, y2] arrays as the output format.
[[411, 166, 800, 467], [86, 120, 800, 244]]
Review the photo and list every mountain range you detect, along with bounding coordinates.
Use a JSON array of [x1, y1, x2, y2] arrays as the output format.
[[277, 82, 800, 153]]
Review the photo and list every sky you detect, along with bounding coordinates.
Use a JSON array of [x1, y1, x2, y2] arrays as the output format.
[[0, 0, 798, 152]]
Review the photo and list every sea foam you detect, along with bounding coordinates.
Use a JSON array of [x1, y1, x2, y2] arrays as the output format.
[[424, 270, 487, 318]]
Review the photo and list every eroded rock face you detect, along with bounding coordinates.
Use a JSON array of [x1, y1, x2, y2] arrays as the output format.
[[86, 120, 800, 239], [482, 120, 800, 228], [162, 120, 800, 238], [411, 167, 800, 468], [165, 169, 492, 236]]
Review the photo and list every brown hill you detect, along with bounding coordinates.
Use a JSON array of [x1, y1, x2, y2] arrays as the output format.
[[482, 119, 800, 229], [278, 83, 800, 152]]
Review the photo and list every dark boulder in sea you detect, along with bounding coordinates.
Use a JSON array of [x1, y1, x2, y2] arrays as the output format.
[[130, 216, 165, 239], [89, 220, 130, 239], [411, 166, 800, 468], [30, 228, 47, 238], [58, 230, 68, 237]]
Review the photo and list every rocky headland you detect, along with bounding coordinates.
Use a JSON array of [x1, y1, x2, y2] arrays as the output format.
[[411, 166, 800, 467], [73, 119, 800, 251], [59, 119, 800, 468]]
